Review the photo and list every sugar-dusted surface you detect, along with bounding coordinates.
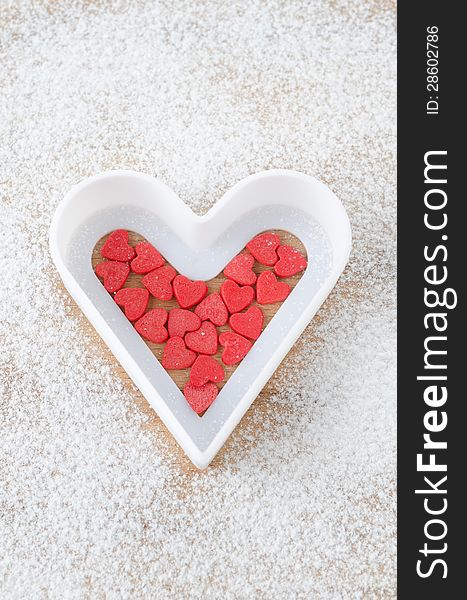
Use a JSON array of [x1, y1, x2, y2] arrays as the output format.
[[0, 1, 396, 598]]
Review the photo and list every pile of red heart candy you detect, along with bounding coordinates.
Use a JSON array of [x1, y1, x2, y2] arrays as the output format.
[[94, 230, 307, 414]]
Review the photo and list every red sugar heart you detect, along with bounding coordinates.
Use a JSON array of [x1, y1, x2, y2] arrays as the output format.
[[173, 275, 208, 309], [142, 265, 176, 300], [95, 231, 307, 403], [190, 355, 225, 387], [162, 336, 196, 370], [194, 293, 228, 326], [246, 232, 281, 266], [101, 229, 136, 262], [95, 260, 130, 292], [256, 270, 291, 305], [274, 245, 308, 277], [184, 382, 218, 414], [229, 305, 264, 340], [185, 321, 218, 355], [131, 242, 165, 274], [134, 308, 168, 344], [223, 252, 257, 286], [167, 308, 201, 338], [114, 287, 149, 321], [220, 279, 254, 314], [219, 331, 252, 366]]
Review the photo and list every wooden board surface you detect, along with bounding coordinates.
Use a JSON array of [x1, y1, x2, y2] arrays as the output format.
[[92, 230, 307, 393]]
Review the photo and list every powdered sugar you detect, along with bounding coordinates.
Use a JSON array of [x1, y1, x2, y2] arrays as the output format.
[[0, 1, 396, 598]]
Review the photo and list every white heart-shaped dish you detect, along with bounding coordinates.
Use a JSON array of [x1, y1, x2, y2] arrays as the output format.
[[50, 170, 351, 468]]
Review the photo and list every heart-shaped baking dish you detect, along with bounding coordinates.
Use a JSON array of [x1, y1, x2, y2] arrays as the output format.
[[50, 170, 351, 467]]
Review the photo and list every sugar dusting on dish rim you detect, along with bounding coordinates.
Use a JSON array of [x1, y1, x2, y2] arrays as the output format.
[[0, 1, 396, 598]]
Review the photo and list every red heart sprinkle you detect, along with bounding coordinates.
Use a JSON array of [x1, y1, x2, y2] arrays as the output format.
[[95, 260, 129, 292], [114, 287, 149, 321], [190, 355, 225, 387], [223, 252, 257, 285], [134, 308, 168, 343], [246, 232, 281, 266], [219, 331, 252, 365], [184, 382, 218, 414], [131, 242, 165, 274], [167, 308, 201, 338], [256, 270, 291, 305], [173, 275, 208, 309], [229, 305, 264, 340], [220, 279, 254, 313], [274, 245, 308, 277], [194, 292, 228, 326], [142, 265, 176, 300], [101, 229, 136, 262], [162, 336, 196, 370], [185, 321, 218, 355]]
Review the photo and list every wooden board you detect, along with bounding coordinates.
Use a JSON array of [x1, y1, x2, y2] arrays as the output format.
[[92, 230, 307, 393]]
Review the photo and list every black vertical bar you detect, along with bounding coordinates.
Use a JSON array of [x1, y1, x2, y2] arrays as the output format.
[[398, 3, 463, 598]]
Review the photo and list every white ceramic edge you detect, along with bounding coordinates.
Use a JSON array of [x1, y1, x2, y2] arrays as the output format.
[[49, 169, 352, 468]]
